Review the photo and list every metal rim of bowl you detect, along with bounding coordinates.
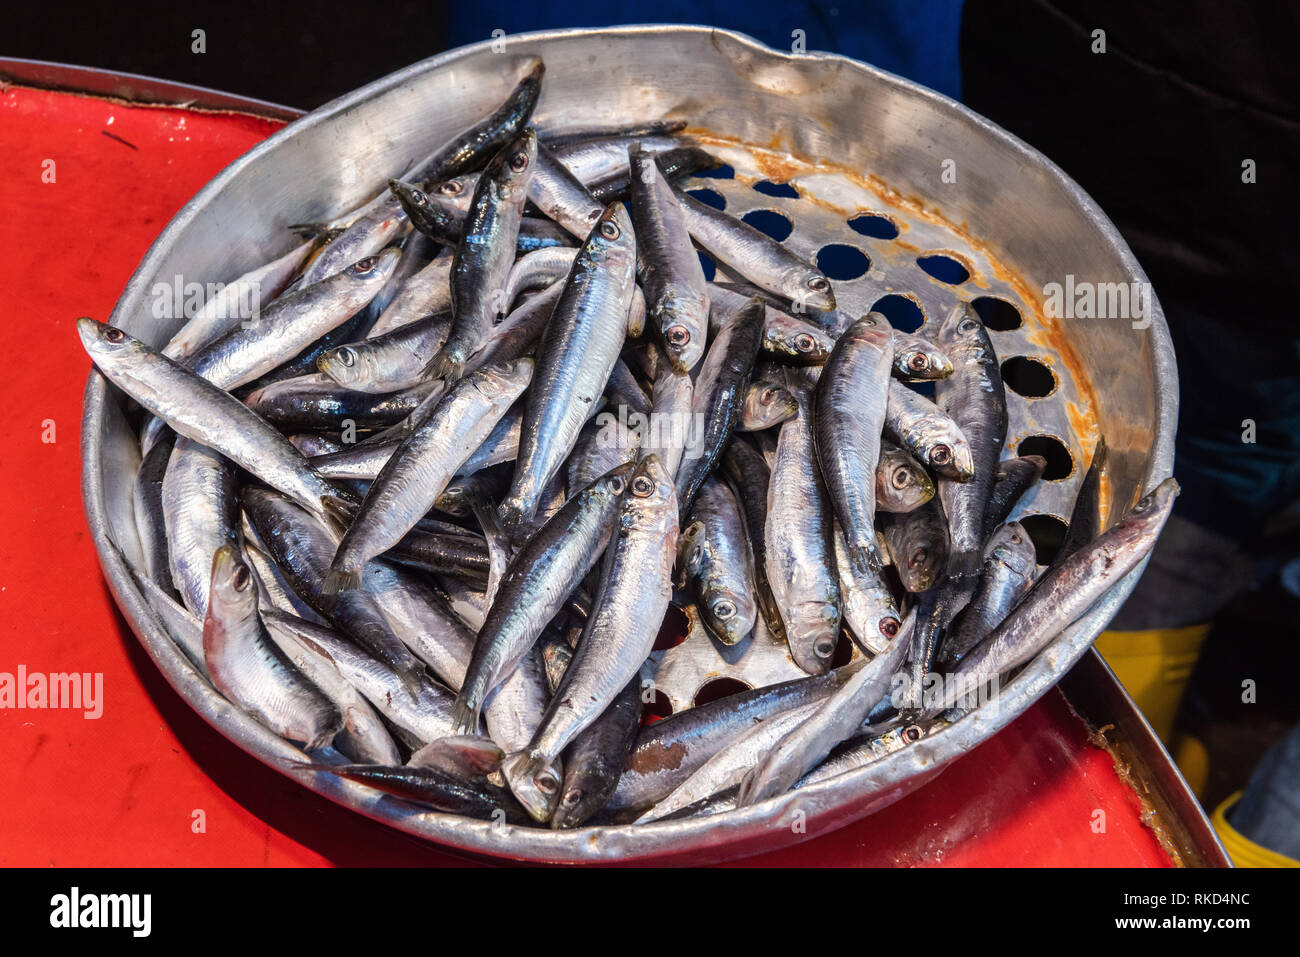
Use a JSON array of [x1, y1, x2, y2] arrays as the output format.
[[80, 24, 1178, 865]]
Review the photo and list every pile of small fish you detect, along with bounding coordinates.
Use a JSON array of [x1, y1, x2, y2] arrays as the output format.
[[81, 57, 1178, 830]]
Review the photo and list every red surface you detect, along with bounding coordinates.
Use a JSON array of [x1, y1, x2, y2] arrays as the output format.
[[0, 83, 1172, 867]]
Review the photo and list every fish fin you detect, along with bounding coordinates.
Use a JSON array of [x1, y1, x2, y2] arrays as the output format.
[[449, 696, 482, 738], [409, 734, 503, 776], [420, 349, 460, 383], [320, 495, 357, 534], [321, 566, 363, 595]]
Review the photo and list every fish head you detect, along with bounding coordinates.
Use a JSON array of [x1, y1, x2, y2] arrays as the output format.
[[552, 779, 605, 830], [924, 423, 975, 481], [77, 317, 146, 362], [500, 751, 562, 824], [317, 344, 371, 388], [387, 177, 429, 213], [985, 521, 1038, 575], [499, 127, 539, 201], [897, 531, 944, 593], [782, 263, 836, 313], [779, 321, 834, 365], [743, 382, 798, 431], [934, 300, 993, 358], [344, 247, 401, 285], [878, 450, 935, 513], [1119, 477, 1180, 541], [659, 295, 708, 374], [587, 459, 636, 504], [587, 202, 637, 275], [701, 582, 758, 646], [476, 356, 535, 400], [787, 601, 842, 669], [207, 544, 260, 629], [622, 454, 677, 532]]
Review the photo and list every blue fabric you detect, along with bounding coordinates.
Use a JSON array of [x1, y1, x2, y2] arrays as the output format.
[[446, 2, 965, 101]]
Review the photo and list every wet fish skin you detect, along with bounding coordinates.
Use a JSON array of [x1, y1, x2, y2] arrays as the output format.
[[367, 250, 454, 338], [500, 203, 638, 531], [162, 241, 313, 360], [641, 343, 694, 480], [501, 454, 677, 822], [328, 359, 533, 590], [942, 521, 1038, 664], [241, 488, 428, 697], [551, 676, 643, 829], [675, 298, 766, 522], [766, 373, 842, 674], [680, 478, 758, 645], [202, 546, 342, 750], [957, 479, 1179, 680], [162, 436, 240, 619], [528, 144, 605, 238], [1056, 439, 1108, 564], [815, 314, 893, 577], [451, 465, 632, 733], [78, 319, 344, 517], [303, 762, 529, 822], [876, 440, 935, 514], [881, 497, 949, 593], [318, 312, 450, 394], [736, 613, 913, 805], [710, 283, 834, 365], [629, 144, 710, 373], [429, 129, 538, 381], [588, 145, 718, 202], [739, 380, 797, 432], [889, 326, 955, 381], [410, 58, 544, 186], [297, 200, 406, 289], [132, 428, 177, 598], [884, 379, 975, 482], [983, 454, 1047, 539], [832, 521, 902, 656], [720, 437, 786, 642], [675, 188, 835, 311], [245, 374, 443, 433]]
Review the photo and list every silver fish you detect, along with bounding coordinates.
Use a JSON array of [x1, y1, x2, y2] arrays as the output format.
[[942, 521, 1038, 664], [162, 437, 240, 618], [500, 203, 637, 530], [328, 358, 532, 589], [202, 546, 342, 750], [78, 320, 344, 517], [680, 477, 758, 645], [502, 454, 677, 821], [318, 312, 450, 393], [884, 379, 975, 481]]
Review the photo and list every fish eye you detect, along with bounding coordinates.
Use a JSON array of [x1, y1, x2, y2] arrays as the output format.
[[562, 788, 583, 808], [599, 220, 621, 240], [904, 724, 924, 742], [632, 475, 655, 497], [930, 444, 951, 466], [907, 353, 929, 372], [509, 151, 530, 172], [794, 333, 816, 352], [608, 476, 626, 494], [334, 347, 356, 368], [666, 325, 690, 346], [438, 180, 463, 196], [814, 635, 837, 658], [806, 275, 829, 292], [232, 565, 252, 591], [103, 326, 126, 344], [1010, 532, 1022, 544], [713, 600, 737, 621], [352, 257, 377, 274], [880, 617, 900, 638], [535, 770, 559, 795], [958, 317, 979, 334], [909, 547, 929, 568], [760, 386, 780, 405], [891, 467, 911, 490]]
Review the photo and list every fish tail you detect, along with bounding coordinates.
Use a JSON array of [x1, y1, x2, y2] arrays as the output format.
[[322, 564, 363, 595], [450, 695, 482, 738], [421, 348, 461, 383]]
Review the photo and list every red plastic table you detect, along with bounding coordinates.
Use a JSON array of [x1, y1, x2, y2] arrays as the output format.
[[0, 81, 1173, 867]]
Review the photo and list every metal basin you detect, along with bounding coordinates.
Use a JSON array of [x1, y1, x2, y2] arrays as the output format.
[[81, 25, 1178, 864]]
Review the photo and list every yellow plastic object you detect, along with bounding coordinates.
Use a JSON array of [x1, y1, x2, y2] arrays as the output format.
[[1212, 793, 1300, 867], [1095, 624, 1209, 743], [1171, 733, 1211, 799]]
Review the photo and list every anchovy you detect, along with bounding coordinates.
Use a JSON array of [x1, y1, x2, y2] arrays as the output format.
[[78, 320, 345, 516], [1057, 438, 1108, 564], [502, 455, 677, 821], [876, 440, 935, 513], [766, 373, 842, 673], [955, 479, 1179, 680], [132, 428, 177, 597], [629, 144, 710, 373], [454, 464, 632, 733], [367, 250, 454, 338], [528, 144, 605, 238], [587, 146, 719, 202], [884, 379, 975, 481], [680, 478, 758, 645], [500, 203, 637, 530], [426, 129, 537, 381], [736, 614, 912, 805], [675, 188, 835, 310], [328, 359, 532, 589], [318, 313, 450, 393], [202, 546, 342, 749], [710, 283, 834, 365], [720, 438, 785, 642], [881, 497, 949, 593], [888, 326, 955, 381], [984, 455, 1047, 539], [245, 374, 443, 433], [162, 437, 240, 618], [942, 521, 1038, 664], [675, 298, 765, 521]]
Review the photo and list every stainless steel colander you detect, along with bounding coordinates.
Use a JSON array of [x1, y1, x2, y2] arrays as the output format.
[[81, 24, 1177, 864]]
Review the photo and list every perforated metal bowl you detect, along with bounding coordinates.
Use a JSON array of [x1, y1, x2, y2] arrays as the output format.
[[81, 25, 1177, 864]]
